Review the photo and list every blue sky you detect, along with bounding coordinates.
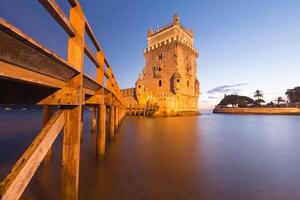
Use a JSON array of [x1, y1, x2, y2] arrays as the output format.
[[1, 0, 300, 110]]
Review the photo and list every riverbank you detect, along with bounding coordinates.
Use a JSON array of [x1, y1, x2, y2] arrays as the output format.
[[213, 107, 300, 115]]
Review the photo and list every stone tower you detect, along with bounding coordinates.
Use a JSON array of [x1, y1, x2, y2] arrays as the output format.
[[122, 15, 200, 116]]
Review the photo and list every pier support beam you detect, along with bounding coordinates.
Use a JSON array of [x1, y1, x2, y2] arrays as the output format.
[[91, 107, 96, 134], [61, 106, 83, 200], [61, 3, 85, 200], [96, 104, 106, 159], [114, 106, 119, 131], [109, 106, 115, 140]]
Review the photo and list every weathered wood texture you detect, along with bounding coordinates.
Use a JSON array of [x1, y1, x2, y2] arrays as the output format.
[[114, 106, 119, 130], [0, 110, 64, 200], [39, 0, 75, 37], [0, 0, 126, 199], [91, 106, 97, 134], [96, 104, 106, 158], [109, 106, 115, 139], [43, 105, 53, 164], [60, 3, 85, 200]]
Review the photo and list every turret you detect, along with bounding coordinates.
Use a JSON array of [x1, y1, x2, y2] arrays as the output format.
[[173, 14, 179, 25], [148, 28, 153, 37], [135, 73, 145, 95]]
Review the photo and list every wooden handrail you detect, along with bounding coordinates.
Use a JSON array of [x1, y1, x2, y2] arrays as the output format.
[[85, 21, 101, 51], [84, 44, 100, 67], [39, 0, 75, 37]]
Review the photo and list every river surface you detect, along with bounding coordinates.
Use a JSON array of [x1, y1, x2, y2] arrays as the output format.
[[0, 110, 300, 200]]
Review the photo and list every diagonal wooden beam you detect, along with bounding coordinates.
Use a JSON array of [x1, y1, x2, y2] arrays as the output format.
[[0, 110, 65, 200], [39, 0, 75, 37]]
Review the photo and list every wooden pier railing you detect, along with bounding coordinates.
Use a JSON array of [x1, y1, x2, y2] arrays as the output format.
[[0, 0, 126, 199]]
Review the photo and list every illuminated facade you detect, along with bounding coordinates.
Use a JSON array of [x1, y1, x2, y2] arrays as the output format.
[[121, 15, 200, 116]]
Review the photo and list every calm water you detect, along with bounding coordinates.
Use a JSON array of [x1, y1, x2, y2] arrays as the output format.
[[1, 110, 300, 200]]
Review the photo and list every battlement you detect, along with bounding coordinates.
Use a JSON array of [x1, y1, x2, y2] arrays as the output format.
[[143, 36, 199, 55], [148, 15, 193, 38], [121, 88, 135, 96]]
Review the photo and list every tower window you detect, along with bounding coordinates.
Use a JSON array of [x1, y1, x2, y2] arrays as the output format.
[[177, 79, 180, 83], [138, 85, 141, 89], [187, 80, 189, 87], [158, 53, 163, 60], [159, 80, 162, 87]]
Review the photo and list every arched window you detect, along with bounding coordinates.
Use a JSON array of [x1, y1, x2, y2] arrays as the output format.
[[187, 80, 189, 87], [159, 80, 162, 87], [177, 79, 180, 83]]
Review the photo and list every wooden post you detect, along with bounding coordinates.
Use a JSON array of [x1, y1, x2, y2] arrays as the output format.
[[96, 104, 106, 159], [91, 107, 96, 134], [61, 4, 85, 200], [42, 105, 53, 164], [109, 106, 115, 140], [114, 106, 119, 131]]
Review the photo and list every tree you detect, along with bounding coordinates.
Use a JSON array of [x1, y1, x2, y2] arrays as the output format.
[[275, 97, 284, 105], [255, 99, 265, 105], [285, 87, 300, 103], [254, 90, 264, 105], [218, 95, 254, 108], [267, 101, 275, 107]]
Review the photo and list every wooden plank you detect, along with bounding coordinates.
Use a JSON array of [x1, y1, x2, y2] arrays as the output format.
[[0, 18, 79, 81], [85, 94, 105, 105], [83, 87, 95, 96], [0, 110, 65, 200], [39, 0, 75, 37], [0, 61, 65, 88], [85, 21, 101, 51], [38, 87, 80, 105], [83, 74, 102, 90], [84, 44, 100, 67]]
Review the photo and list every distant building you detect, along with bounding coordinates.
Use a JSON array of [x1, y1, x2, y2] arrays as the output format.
[[121, 15, 200, 116]]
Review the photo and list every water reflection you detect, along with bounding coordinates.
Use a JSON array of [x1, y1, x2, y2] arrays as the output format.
[[0, 111, 300, 199]]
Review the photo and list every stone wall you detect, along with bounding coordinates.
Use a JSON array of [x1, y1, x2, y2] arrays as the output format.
[[213, 107, 300, 115]]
